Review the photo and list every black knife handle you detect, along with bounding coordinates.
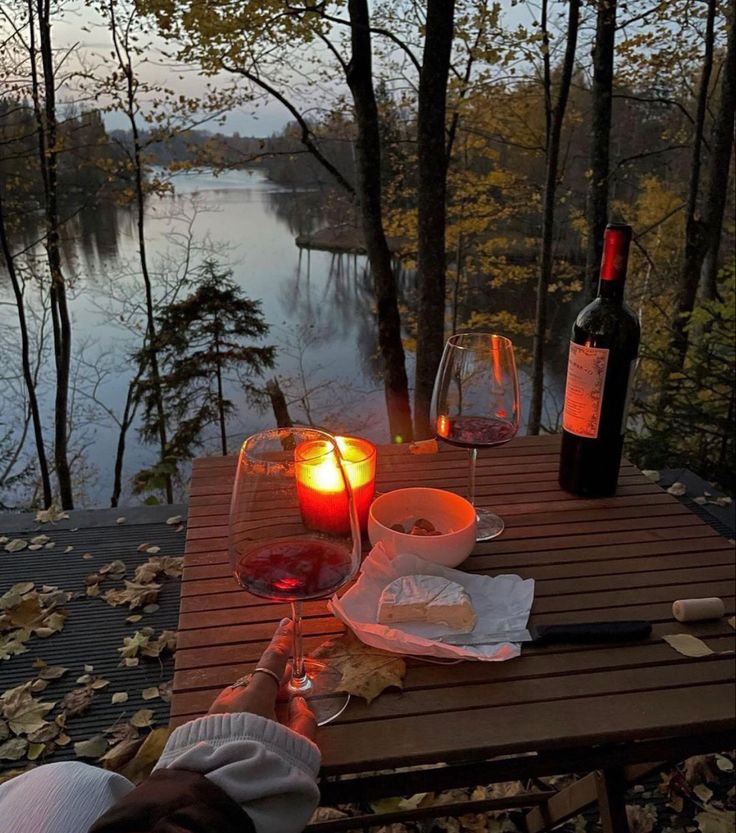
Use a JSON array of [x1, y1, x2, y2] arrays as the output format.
[[533, 621, 652, 645]]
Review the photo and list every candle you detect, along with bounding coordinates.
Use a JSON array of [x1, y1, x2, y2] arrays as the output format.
[[336, 436, 377, 533], [295, 435, 376, 536]]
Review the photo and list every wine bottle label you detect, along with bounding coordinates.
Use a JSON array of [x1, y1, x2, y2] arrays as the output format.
[[620, 359, 639, 434], [562, 343, 609, 439]]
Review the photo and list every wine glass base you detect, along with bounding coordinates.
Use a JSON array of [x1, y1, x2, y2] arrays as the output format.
[[287, 658, 351, 726], [475, 509, 505, 541]]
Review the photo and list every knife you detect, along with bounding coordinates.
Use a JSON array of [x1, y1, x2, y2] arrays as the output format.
[[438, 621, 652, 646]]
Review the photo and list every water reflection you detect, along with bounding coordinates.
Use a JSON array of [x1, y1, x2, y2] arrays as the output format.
[[0, 168, 573, 507]]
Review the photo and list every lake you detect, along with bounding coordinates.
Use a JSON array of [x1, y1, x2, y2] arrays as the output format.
[[0, 168, 573, 508]]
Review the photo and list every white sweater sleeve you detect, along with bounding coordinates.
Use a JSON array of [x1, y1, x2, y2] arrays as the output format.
[[154, 712, 321, 833], [0, 713, 320, 833]]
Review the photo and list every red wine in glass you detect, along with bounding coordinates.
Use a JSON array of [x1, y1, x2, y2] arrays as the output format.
[[235, 539, 356, 602], [431, 333, 521, 541], [437, 416, 517, 449]]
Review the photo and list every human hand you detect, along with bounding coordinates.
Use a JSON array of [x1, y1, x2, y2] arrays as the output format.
[[208, 618, 316, 741]]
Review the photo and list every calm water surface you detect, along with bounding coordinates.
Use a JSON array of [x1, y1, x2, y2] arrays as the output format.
[[0, 169, 572, 507]]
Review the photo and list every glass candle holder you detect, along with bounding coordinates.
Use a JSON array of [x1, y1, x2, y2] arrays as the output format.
[[295, 435, 376, 535]]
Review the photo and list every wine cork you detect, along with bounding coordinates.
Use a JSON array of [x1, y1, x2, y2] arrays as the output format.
[[672, 597, 725, 622]]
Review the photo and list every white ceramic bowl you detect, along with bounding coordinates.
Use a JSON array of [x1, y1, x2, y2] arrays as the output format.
[[367, 487, 477, 568]]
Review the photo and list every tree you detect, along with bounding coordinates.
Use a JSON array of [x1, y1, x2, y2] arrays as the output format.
[[698, 0, 735, 302], [344, 0, 413, 442], [527, 0, 581, 435], [135, 260, 275, 484], [27, 0, 74, 506], [668, 0, 718, 371], [584, 0, 617, 303], [413, 0, 456, 439], [0, 185, 52, 505]]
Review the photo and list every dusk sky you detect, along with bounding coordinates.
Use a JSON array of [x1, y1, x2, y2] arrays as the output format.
[[51, 2, 542, 138]]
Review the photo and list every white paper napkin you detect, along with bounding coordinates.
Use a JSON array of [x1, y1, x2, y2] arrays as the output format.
[[329, 542, 535, 661]]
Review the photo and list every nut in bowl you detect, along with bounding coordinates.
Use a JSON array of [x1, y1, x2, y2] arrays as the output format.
[[368, 487, 477, 568]]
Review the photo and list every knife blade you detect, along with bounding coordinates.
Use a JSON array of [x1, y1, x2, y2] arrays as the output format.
[[438, 621, 652, 646]]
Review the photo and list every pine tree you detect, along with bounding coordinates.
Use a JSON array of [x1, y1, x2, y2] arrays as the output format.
[[134, 260, 275, 492]]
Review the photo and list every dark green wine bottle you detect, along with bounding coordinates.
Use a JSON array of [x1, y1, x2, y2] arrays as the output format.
[[559, 224, 641, 496]]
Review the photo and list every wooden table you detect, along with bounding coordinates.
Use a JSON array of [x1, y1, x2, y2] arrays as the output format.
[[172, 435, 735, 832]]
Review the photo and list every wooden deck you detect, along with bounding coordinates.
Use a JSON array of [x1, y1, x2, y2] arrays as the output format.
[[0, 504, 186, 771], [172, 435, 735, 828]]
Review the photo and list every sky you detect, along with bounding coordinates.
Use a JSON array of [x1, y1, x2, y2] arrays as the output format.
[[46, 1, 540, 139], [50, 4, 293, 137]]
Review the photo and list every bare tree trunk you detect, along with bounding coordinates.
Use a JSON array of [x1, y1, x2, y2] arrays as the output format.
[[528, 0, 581, 435], [214, 328, 227, 455], [111, 374, 140, 508], [266, 378, 293, 428], [346, 0, 413, 443], [668, 0, 716, 367], [700, 0, 736, 301], [584, 0, 617, 303], [108, 0, 173, 501], [413, 0, 455, 439], [0, 190, 53, 506], [35, 0, 73, 507]]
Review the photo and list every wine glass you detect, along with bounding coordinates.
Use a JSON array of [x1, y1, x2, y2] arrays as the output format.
[[228, 427, 361, 725], [431, 333, 521, 541]]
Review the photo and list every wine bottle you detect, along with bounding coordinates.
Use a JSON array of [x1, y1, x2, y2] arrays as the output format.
[[559, 223, 640, 496]]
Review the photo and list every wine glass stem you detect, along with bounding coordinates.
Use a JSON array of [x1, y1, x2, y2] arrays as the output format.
[[467, 447, 478, 507], [290, 601, 309, 691]]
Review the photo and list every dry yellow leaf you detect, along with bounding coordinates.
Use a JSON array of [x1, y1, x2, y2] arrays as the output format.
[[26, 742, 45, 761], [131, 708, 155, 728], [662, 634, 714, 657], [695, 809, 735, 833], [3, 693, 55, 735], [29, 535, 49, 546], [120, 728, 171, 784], [312, 630, 406, 704], [99, 736, 144, 772], [37, 665, 67, 681], [111, 692, 129, 705], [0, 737, 28, 761], [35, 505, 69, 523], [104, 581, 161, 610], [7, 597, 44, 628], [166, 515, 182, 525], [728, 616, 735, 630], [4, 539, 28, 553], [141, 687, 159, 701], [0, 630, 30, 660], [74, 735, 108, 759], [3, 582, 34, 600]]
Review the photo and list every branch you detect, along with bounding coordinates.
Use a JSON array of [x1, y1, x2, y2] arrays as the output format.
[[611, 143, 690, 173], [221, 59, 355, 196], [310, 8, 422, 74], [612, 92, 695, 126], [635, 202, 687, 239]]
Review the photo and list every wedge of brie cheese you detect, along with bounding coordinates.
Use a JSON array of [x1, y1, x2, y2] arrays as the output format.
[[377, 574, 477, 632]]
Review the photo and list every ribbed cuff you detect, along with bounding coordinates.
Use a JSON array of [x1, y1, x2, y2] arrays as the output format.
[[157, 712, 320, 778]]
